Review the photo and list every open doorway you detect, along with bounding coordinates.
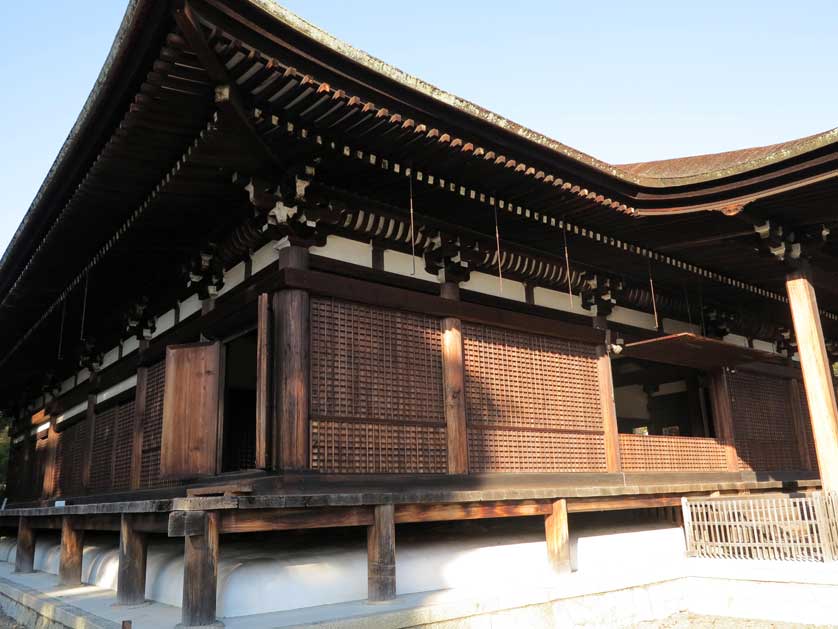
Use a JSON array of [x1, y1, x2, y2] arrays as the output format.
[[222, 329, 257, 471], [611, 357, 715, 437]]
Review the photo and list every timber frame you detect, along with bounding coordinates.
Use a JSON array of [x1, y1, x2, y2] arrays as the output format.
[[2, 0, 838, 626]]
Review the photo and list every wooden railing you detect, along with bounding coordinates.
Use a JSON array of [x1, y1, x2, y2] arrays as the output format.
[[618, 433, 729, 472], [682, 493, 838, 561]]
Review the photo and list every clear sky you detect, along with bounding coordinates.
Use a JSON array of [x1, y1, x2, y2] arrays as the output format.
[[1, 1, 835, 257]]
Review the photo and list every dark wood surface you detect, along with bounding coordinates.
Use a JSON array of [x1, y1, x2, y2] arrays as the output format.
[[182, 511, 219, 626], [255, 292, 271, 469], [367, 504, 396, 602], [544, 499, 570, 573], [441, 315, 468, 474], [14, 517, 35, 573], [59, 516, 84, 585], [117, 514, 148, 605]]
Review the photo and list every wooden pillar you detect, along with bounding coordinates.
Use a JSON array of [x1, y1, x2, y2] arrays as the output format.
[[597, 345, 621, 472], [544, 498, 571, 573], [255, 293, 272, 469], [440, 281, 468, 474], [15, 516, 35, 573], [182, 511, 219, 627], [130, 341, 149, 490], [708, 369, 740, 471], [273, 241, 310, 471], [59, 516, 84, 585], [117, 514, 147, 606], [786, 270, 838, 491], [367, 504, 396, 602]]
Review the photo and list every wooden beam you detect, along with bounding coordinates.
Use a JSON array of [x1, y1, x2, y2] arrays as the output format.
[[255, 293, 271, 469], [274, 244, 310, 471], [568, 495, 683, 513], [59, 516, 84, 585], [181, 511, 219, 627], [788, 378, 815, 472], [441, 281, 468, 474], [117, 514, 148, 606], [218, 507, 372, 534], [394, 500, 550, 523], [544, 499, 570, 573], [598, 346, 621, 472], [708, 369, 740, 471], [15, 517, 35, 573], [367, 504, 396, 602], [786, 270, 838, 491]]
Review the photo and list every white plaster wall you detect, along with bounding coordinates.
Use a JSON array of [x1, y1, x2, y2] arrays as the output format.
[[95, 376, 137, 405], [251, 241, 278, 274], [122, 336, 140, 356], [382, 249, 438, 282], [311, 235, 372, 268], [461, 271, 526, 303], [533, 287, 590, 317], [723, 333, 750, 348], [178, 294, 201, 320], [153, 309, 177, 337], [611, 305, 657, 331], [217, 261, 246, 297]]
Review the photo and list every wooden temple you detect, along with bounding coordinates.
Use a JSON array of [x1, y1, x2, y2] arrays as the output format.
[[1, 0, 837, 624]]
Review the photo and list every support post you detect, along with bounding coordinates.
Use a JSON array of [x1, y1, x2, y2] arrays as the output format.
[[117, 514, 147, 606], [130, 341, 149, 490], [59, 516, 84, 585], [273, 241, 310, 471], [597, 344, 621, 472], [81, 393, 96, 491], [182, 511, 220, 627], [544, 498, 571, 573], [708, 369, 740, 471], [786, 270, 838, 491], [367, 504, 396, 602], [255, 293, 272, 469], [15, 516, 35, 573], [440, 281, 468, 474]]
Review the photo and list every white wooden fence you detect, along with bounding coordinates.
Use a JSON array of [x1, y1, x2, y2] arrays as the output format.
[[681, 492, 838, 562]]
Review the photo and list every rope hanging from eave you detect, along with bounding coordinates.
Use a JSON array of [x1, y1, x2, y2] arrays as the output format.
[[493, 201, 504, 294], [648, 260, 660, 330], [408, 175, 416, 275], [562, 228, 573, 308]]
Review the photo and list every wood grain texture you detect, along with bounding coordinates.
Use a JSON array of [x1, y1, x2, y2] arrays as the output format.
[[786, 272, 838, 491], [255, 293, 272, 469], [273, 289, 310, 470], [59, 516, 84, 585], [81, 394, 96, 491], [117, 514, 148, 605], [15, 517, 35, 573], [367, 504, 396, 601], [788, 378, 814, 472], [182, 511, 219, 626], [395, 500, 550, 523], [219, 507, 373, 533], [597, 346, 621, 472], [545, 498, 570, 573], [441, 316, 468, 474], [129, 365, 148, 490], [708, 369, 740, 471], [160, 342, 221, 480]]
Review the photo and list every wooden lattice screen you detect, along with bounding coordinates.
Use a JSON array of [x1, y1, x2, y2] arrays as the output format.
[[54, 420, 88, 498], [87, 398, 135, 495], [727, 371, 809, 472], [309, 297, 447, 473], [462, 323, 607, 472], [619, 433, 728, 472], [139, 360, 179, 488], [6, 440, 27, 502]]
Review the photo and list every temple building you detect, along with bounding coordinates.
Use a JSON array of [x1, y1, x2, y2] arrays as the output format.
[[1, 0, 837, 626]]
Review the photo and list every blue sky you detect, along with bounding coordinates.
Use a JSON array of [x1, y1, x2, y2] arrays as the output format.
[[1, 1, 835, 256]]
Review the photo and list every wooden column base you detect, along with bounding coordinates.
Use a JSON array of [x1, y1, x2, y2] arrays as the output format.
[[59, 516, 84, 585], [15, 516, 35, 574], [367, 504, 396, 601], [117, 514, 148, 605], [545, 499, 571, 573], [181, 512, 220, 627]]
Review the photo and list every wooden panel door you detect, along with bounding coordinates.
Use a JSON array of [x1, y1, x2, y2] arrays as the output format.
[[160, 341, 221, 479]]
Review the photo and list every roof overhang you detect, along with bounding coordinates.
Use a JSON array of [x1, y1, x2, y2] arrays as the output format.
[[621, 333, 788, 371]]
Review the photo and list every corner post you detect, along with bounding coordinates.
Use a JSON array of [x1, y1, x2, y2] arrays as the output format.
[[786, 269, 838, 490], [367, 504, 396, 601], [708, 368, 740, 471], [117, 514, 148, 606], [182, 511, 220, 627], [15, 516, 35, 573], [273, 239, 310, 471], [596, 327, 621, 472], [59, 516, 84, 585], [545, 498, 571, 573], [440, 281, 468, 474]]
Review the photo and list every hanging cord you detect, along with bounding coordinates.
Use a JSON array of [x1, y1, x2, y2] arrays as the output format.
[[493, 202, 504, 294], [79, 271, 90, 341], [698, 282, 706, 336], [648, 260, 660, 331], [562, 228, 574, 308], [683, 284, 693, 325], [56, 299, 67, 360], [408, 175, 416, 275]]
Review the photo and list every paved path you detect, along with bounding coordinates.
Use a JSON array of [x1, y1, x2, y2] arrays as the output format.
[[632, 612, 835, 628]]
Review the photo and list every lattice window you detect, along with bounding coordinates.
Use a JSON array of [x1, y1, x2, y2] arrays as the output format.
[[140, 360, 178, 487], [462, 323, 606, 472], [727, 371, 802, 471], [309, 298, 446, 473], [55, 420, 88, 498], [89, 406, 117, 494], [112, 400, 135, 491], [618, 434, 728, 472]]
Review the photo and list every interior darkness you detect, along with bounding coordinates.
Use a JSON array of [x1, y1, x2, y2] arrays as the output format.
[[612, 357, 716, 438], [222, 330, 257, 471]]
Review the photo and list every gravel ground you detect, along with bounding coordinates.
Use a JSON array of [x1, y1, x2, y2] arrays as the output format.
[[630, 612, 835, 628]]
